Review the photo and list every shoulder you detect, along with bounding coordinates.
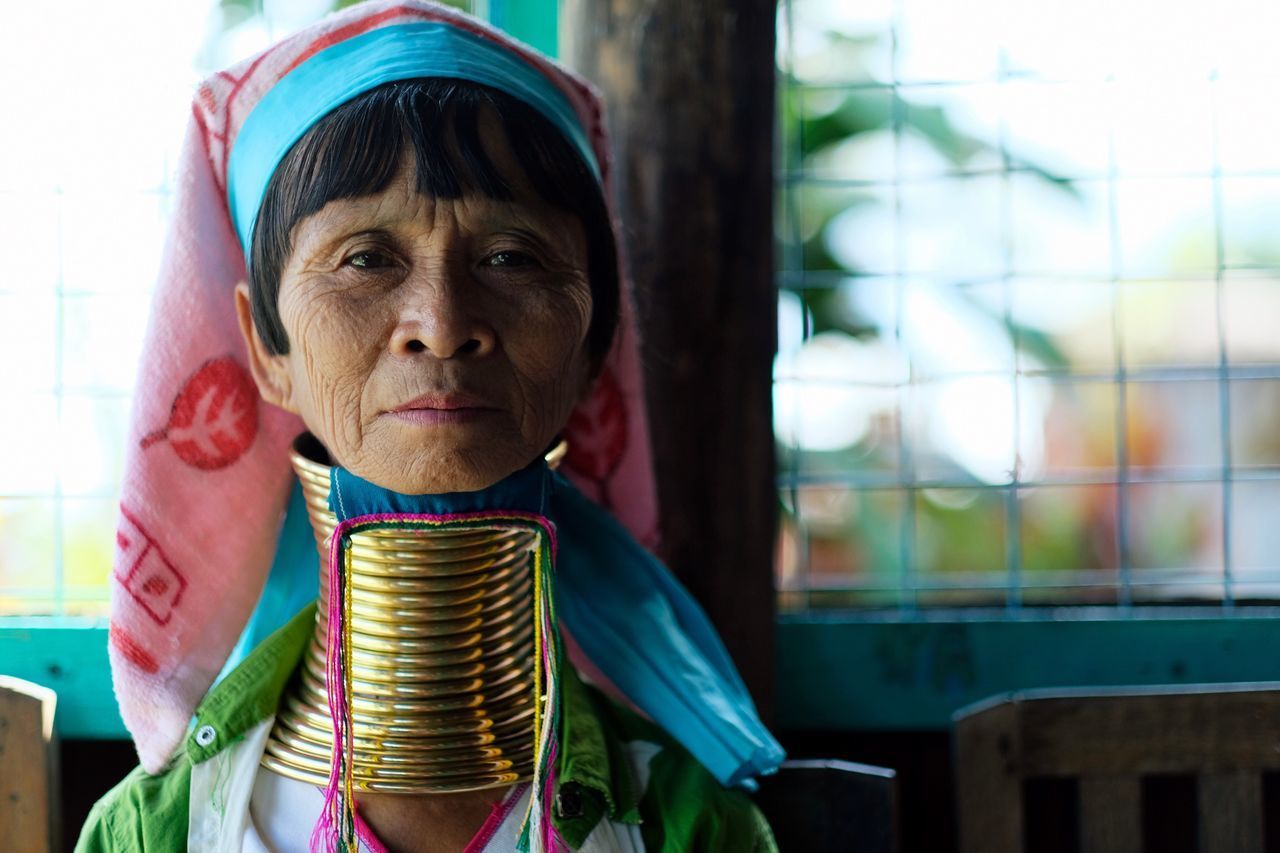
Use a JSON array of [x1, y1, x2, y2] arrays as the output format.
[[76, 603, 315, 851], [74, 757, 192, 852], [584, 684, 778, 853]]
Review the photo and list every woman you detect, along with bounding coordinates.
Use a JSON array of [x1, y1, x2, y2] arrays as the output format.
[[78, 2, 781, 850]]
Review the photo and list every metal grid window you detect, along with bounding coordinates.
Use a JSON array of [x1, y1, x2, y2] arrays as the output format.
[[775, 0, 1280, 612], [0, 1, 184, 617]]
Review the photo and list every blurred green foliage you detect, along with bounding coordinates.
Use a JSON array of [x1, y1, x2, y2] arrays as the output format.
[[777, 29, 1093, 604]]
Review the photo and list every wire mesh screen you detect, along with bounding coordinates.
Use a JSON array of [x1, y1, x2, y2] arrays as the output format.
[[0, 1, 184, 617], [775, 0, 1280, 612]]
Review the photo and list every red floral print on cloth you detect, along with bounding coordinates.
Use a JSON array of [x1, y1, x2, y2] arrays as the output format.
[[141, 357, 258, 470], [564, 366, 628, 506], [115, 506, 188, 627], [109, 624, 160, 675]]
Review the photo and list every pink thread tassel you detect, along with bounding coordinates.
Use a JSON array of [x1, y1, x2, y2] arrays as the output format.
[[307, 515, 562, 853], [312, 521, 358, 852]]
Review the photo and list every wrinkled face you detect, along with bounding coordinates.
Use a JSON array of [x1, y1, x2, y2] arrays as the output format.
[[236, 120, 593, 494]]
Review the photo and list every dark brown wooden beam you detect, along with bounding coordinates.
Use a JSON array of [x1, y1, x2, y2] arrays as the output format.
[[562, 0, 779, 716]]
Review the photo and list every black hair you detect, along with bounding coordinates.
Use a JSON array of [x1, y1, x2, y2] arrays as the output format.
[[247, 78, 618, 365]]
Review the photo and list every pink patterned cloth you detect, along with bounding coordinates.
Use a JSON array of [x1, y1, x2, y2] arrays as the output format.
[[111, 0, 657, 773]]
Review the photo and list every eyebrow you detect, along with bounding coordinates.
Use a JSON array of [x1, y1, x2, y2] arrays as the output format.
[[295, 189, 580, 259]]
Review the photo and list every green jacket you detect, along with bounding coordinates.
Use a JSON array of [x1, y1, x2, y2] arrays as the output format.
[[76, 604, 776, 851]]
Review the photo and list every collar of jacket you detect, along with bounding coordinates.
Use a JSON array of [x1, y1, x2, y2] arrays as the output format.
[[182, 602, 642, 842]]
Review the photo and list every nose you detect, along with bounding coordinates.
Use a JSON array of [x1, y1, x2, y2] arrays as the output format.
[[388, 273, 496, 360]]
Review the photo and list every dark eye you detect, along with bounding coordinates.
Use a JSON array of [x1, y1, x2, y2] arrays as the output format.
[[484, 250, 536, 269], [346, 250, 395, 270]]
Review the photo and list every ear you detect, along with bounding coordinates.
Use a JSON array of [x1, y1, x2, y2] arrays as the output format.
[[234, 281, 297, 413]]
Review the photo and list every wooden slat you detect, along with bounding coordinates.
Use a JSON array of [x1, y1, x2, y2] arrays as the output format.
[[1079, 776, 1141, 853], [561, 0, 780, 716], [1016, 687, 1280, 777], [1198, 771, 1262, 853], [955, 700, 1023, 853], [0, 677, 58, 853], [958, 686, 1280, 853]]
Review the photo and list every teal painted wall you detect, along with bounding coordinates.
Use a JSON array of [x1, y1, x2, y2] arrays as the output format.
[[777, 610, 1280, 729], [0, 622, 121, 739]]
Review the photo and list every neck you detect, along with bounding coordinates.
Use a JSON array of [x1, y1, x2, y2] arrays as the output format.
[[261, 437, 554, 795]]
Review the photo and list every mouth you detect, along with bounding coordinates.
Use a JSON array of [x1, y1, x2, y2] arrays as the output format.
[[385, 392, 502, 425]]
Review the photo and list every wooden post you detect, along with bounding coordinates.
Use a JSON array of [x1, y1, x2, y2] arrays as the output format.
[[561, 0, 779, 714], [0, 677, 59, 853], [1199, 772, 1263, 853], [1079, 776, 1142, 853], [954, 699, 1023, 853]]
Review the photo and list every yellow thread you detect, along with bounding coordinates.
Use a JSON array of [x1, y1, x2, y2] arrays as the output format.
[[522, 534, 546, 836], [532, 540, 544, 742]]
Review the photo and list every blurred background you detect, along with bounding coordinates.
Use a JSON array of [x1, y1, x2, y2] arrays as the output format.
[[775, 0, 1280, 611], [1, 0, 1279, 617], [0, 0, 473, 616]]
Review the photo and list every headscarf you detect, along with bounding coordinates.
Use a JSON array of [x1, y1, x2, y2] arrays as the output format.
[[111, 0, 781, 788]]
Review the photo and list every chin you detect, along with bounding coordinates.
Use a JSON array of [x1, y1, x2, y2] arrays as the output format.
[[369, 445, 533, 495]]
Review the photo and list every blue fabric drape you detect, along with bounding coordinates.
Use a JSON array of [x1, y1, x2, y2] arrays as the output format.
[[223, 462, 783, 788]]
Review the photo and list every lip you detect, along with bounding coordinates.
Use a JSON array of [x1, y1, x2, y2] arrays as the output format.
[[385, 392, 502, 425]]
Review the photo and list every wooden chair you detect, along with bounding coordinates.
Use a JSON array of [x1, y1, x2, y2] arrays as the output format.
[[753, 758, 899, 852], [0, 676, 59, 853], [953, 683, 1280, 853]]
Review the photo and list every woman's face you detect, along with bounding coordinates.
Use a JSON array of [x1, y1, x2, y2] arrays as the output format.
[[237, 118, 594, 494]]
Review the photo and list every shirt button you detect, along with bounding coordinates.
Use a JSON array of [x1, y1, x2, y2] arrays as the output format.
[[556, 785, 583, 819], [194, 724, 217, 747]]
